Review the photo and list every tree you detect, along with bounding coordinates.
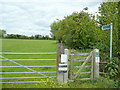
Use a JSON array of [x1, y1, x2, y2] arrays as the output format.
[[29, 35, 34, 39], [0, 30, 6, 38], [44, 35, 50, 40], [97, 2, 119, 58], [50, 11, 99, 49], [34, 35, 42, 39], [97, 1, 119, 80], [50, 21, 61, 40]]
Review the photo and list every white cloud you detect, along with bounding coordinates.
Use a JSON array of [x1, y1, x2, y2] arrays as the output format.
[[0, 1, 101, 36], [1, 0, 102, 3]]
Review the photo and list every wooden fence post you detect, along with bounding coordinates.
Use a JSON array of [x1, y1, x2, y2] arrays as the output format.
[[91, 51, 94, 80], [70, 51, 74, 80], [57, 43, 64, 83], [93, 49, 100, 78], [57, 43, 69, 83]]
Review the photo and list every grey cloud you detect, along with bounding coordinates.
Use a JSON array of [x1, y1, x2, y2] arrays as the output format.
[[0, 1, 100, 36]]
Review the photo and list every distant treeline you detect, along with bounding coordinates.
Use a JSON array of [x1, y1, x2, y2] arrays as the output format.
[[0, 30, 53, 40]]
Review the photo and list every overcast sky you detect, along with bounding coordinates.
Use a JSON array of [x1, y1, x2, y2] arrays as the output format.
[[0, 0, 102, 36]]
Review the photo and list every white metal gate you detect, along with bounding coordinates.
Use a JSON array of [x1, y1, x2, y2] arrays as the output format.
[[0, 52, 57, 84]]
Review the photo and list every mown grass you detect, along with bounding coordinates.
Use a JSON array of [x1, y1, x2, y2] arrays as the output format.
[[2, 39, 57, 52]]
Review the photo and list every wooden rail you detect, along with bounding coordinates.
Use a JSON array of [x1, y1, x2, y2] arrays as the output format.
[[74, 65, 91, 68], [76, 78, 91, 81], [70, 53, 89, 56], [73, 72, 91, 75]]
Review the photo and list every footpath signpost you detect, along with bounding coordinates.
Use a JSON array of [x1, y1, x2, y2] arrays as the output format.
[[102, 23, 113, 62]]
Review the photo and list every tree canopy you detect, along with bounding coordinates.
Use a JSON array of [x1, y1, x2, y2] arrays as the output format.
[[50, 11, 99, 49], [0, 29, 6, 38], [97, 2, 119, 58]]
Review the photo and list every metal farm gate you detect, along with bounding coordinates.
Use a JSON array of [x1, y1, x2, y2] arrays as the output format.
[[0, 52, 57, 84]]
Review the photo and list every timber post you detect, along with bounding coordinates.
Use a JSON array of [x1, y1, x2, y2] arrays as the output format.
[[70, 51, 74, 80], [93, 49, 100, 78], [91, 51, 94, 80], [57, 43, 69, 83], [57, 43, 64, 83]]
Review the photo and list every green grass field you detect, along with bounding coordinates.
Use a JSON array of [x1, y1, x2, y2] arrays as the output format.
[[2, 39, 57, 52], [0, 39, 116, 88]]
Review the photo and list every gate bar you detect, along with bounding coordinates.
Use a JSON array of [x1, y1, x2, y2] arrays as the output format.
[[0, 66, 56, 68], [0, 52, 56, 54], [1, 76, 56, 79], [0, 81, 47, 84], [0, 59, 56, 61], [0, 71, 56, 74]]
